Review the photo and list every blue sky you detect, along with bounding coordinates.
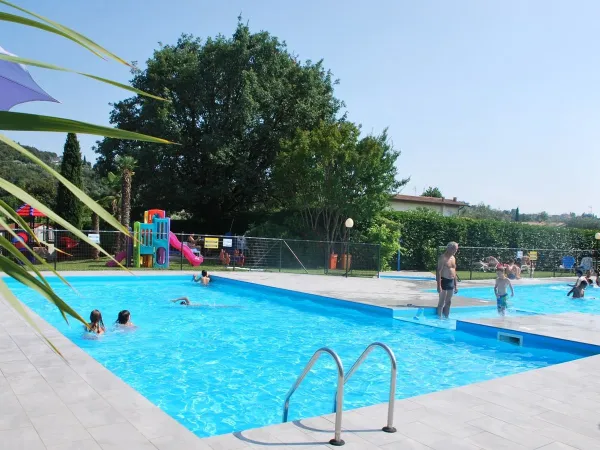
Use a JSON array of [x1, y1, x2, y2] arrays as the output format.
[[2, 0, 599, 215]]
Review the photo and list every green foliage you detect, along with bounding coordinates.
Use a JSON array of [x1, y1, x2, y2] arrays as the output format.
[[55, 133, 83, 229], [421, 186, 442, 198], [565, 215, 600, 230], [94, 23, 342, 232], [273, 120, 403, 243], [362, 215, 401, 271], [0, 140, 58, 209], [386, 210, 597, 270]]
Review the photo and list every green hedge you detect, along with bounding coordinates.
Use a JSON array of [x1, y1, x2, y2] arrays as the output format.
[[388, 210, 597, 270]]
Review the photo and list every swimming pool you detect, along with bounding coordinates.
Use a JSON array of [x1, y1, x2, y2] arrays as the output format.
[[6, 275, 584, 437], [457, 282, 600, 314]]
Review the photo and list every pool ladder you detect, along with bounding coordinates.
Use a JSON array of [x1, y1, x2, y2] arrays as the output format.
[[282, 342, 397, 446]]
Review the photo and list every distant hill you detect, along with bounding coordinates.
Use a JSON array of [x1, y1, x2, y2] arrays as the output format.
[[0, 141, 59, 209]]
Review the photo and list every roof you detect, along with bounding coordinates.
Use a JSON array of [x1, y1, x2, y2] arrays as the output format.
[[390, 194, 469, 207]]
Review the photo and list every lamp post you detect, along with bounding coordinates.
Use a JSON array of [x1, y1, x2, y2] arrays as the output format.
[[344, 218, 354, 278], [595, 232, 600, 274]]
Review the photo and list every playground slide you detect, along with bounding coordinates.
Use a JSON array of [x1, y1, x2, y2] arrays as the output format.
[[169, 232, 204, 266], [106, 250, 127, 267]]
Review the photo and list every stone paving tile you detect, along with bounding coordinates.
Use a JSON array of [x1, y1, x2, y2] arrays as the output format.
[[46, 439, 103, 450], [467, 415, 554, 448], [0, 426, 46, 450], [87, 422, 157, 449], [30, 411, 93, 447], [67, 398, 129, 429], [537, 426, 600, 450], [0, 410, 33, 432], [151, 433, 214, 450], [379, 437, 433, 449], [535, 442, 579, 450], [465, 430, 529, 450]]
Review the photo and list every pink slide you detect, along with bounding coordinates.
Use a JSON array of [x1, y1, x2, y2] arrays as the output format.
[[106, 250, 127, 267], [169, 232, 204, 266]]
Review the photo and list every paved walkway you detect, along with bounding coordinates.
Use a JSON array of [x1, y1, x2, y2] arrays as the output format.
[[214, 271, 487, 308]]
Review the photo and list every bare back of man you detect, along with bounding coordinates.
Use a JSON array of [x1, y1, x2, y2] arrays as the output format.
[[436, 242, 458, 318]]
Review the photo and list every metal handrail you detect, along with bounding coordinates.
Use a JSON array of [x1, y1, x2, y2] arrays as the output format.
[[335, 342, 397, 433], [283, 347, 345, 446]]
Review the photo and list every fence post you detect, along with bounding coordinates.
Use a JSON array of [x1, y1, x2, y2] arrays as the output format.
[[377, 244, 381, 278], [54, 230, 58, 271], [469, 247, 473, 281], [279, 239, 282, 272], [180, 232, 184, 271]]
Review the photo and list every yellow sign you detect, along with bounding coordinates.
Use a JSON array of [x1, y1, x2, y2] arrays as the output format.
[[205, 237, 219, 249], [529, 251, 538, 261]]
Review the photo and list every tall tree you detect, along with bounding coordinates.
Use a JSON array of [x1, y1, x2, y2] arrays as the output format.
[[421, 186, 443, 198], [272, 120, 404, 243], [94, 22, 341, 232], [116, 156, 136, 252], [56, 133, 83, 229], [117, 156, 136, 230]]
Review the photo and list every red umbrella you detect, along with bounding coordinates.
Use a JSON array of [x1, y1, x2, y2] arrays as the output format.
[[16, 204, 46, 217]]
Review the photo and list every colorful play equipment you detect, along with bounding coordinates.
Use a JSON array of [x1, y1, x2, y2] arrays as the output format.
[[11, 231, 34, 263], [132, 209, 204, 268]]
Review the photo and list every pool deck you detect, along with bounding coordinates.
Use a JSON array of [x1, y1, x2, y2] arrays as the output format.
[[2, 271, 600, 449], [459, 312, 600, 347]]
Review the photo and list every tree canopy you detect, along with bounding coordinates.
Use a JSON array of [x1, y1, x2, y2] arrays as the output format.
[[272, 121, 403, 242], [421, 186, 442, 198], [95, 22, 343, 233]]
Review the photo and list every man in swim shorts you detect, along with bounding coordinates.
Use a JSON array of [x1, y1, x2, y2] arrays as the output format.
[[436, 242, 459, 318]]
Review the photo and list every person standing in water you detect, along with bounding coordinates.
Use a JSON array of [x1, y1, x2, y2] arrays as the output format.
[[494, 265, 514, 316], [436, 242, 459, 318]]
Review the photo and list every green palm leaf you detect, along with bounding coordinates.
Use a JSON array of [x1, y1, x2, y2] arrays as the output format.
[[0, 53, 167, 101], [0, 114, 173, 143], [0, 0, 130, 65], [0, 12, 103, 58]]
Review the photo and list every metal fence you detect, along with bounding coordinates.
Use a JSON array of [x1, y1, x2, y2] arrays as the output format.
[[439, 246, 599, 280], [1, 229, 380, 278]]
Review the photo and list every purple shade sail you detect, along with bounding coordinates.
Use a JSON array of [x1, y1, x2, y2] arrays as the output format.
[[0, 45, 59, 111]]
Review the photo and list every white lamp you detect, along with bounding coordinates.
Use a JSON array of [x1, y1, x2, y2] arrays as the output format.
[[345, 218, 354, 228], [595, 232, 600, 240]]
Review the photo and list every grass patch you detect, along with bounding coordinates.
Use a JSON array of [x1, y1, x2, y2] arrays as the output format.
[[49, 258, 377, 277]]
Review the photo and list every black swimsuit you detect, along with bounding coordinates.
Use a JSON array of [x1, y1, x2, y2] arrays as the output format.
[[441, 277, 455, 291]]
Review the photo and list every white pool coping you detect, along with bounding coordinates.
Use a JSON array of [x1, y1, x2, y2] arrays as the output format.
[[2, 271, 600, 449]]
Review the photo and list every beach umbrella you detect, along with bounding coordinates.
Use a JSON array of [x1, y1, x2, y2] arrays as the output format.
[[0, 45, 58, 111], [16, 204, 46, 218]]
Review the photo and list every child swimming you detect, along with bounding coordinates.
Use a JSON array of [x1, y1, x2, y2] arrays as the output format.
[[494, 265, 514, 316], [192, 270, 211, 285], [170, 297, 241, 308], [86, 309, 105, 335], [115, 310, 135, 327]]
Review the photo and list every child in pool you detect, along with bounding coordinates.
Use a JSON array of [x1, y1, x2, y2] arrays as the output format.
[[115, 310, 135, 327], [494, 266, 514, 316], [87, 309, 105, 335], [192, 270, 210, 285]]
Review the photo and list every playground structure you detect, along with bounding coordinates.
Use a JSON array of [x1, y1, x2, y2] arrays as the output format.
[[131, 209, 204, 269]]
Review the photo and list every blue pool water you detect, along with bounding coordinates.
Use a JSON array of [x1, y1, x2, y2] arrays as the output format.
[[457, 282, 600, 314], [6, 275, 584, 437]]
